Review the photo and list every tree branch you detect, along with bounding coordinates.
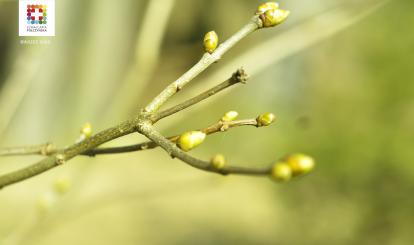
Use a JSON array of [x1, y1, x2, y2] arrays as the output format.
[[152, 68, 248, 122]]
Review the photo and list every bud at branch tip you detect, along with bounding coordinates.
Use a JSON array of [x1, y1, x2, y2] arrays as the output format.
[[257, 112, 276, 126], [256, 2, 290, 28]]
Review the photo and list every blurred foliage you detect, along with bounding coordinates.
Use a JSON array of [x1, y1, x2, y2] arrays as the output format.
[[0, 0, 413, 244]]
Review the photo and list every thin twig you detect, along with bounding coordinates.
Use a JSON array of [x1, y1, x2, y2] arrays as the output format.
[[152, 68, 248, 122], [1, 118, 263, 157], [85, 118, 261, 156], [0, 143, 56, 156], [139, 123, 272, 176]]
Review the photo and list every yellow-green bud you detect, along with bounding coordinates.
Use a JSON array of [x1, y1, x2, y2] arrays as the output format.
[[283, 153, 315, 176], [257, 112, 276, 126], [256, 2, 279, 14], [80, 122, 93, 138], [203, 31, 218, 54], [177, 131, 206, 152], [221, 111, 239, 122], [260, 8, 290, 27], [53, 176, 71, 195], [271, 162, 292, 182], [211, 154, 226, 169]]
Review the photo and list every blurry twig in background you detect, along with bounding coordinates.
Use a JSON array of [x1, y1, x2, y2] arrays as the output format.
[[104, 0, 176, 119], [3, 176, 214, 245], [234, 0, 391, 76], [0, 51, 41, 137]]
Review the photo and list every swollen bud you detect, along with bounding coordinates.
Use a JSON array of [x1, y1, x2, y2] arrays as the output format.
[[221, 111, 239, 122], [256, 2, 279, 14], [177, 131, 206, 152], [271, 162, 292, 182], [257, 112, 276, 126], [211, 154, 226, 169], [260, 8, 290, 28], [283, 153, 315, 176], [203, 31, 218, 54]]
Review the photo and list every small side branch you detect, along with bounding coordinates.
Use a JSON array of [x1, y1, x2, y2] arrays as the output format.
[[139, 123, 272, 176], [75, 118, 262, 156], [152, 68, 248, 122]]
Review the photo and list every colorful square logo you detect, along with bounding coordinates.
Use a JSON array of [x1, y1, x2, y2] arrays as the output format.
[[26, 4, 48, 25], [19, 0, 55, 36]]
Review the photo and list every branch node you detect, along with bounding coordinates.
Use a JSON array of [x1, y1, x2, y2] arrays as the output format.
[[220, 124, 229, 131], [176, 83, 183, 92], [40, 143, 56, 156], [168, 150, 175, 159], [55, 154, 66, 165], [231, 68, 249, 84]]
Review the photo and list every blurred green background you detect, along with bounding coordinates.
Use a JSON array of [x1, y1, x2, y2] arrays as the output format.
[[1, 0, 413, 244]]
